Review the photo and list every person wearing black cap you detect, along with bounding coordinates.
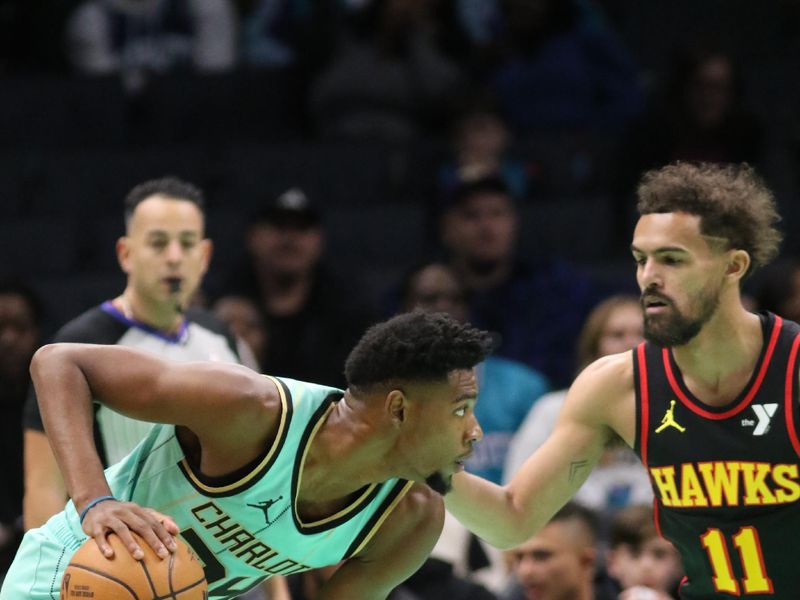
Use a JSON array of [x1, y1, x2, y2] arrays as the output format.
[[222, 187, 377, 388]]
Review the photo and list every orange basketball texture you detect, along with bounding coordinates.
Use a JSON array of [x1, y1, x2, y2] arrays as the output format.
[[60, 532, 207, 599]]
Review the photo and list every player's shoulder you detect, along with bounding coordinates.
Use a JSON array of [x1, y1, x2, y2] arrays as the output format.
[[565, 349, 636, 418], [52, 304, 127, 344], [578, 349, 635, 389], [382, 482, 444, 538]]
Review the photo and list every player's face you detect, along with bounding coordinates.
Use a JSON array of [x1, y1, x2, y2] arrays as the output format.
[[632, 212, 727, 347], [119, 196, 211, 310], [510, 521, 593, 600], [403, 368, 482, 495], [441, 193, 517, 267]]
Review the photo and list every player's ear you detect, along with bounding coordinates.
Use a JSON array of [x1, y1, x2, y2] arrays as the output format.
[[725, 249, 750, 282], [385, 389, 407, 427]]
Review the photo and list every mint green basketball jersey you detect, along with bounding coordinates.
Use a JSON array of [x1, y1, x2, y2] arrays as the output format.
[[39, 377, 413, 600]]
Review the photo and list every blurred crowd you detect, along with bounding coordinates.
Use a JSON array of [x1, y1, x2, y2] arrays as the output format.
[[2, 0, 800, 598]]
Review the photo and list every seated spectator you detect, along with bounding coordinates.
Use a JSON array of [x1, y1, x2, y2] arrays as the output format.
[[0, 278, 42, 576], [606, 505, 683, 600], [504, 295, 651, 515], [309, 0, 464, 141], [631, 47, 763, 170], [438, 98, 532, 202], [212, 294, 268, 371], [238, 0, 342, 71], [65, 0, 237, 76], [489, 0, 642, 134], [219, 187, 377, 387], [752, 257, 800, 323], [501, 502, 616, 600], [616, 46, 764, 233], [439, 174, 596, 387]]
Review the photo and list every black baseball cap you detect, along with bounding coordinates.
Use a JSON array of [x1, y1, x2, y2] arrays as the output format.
[[252, 188, 321, 228], [438, 173, 513, 215]]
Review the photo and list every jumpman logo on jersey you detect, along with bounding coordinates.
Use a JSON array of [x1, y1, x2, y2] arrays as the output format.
[[655, 400, 686, 433], [248, 496, 283, 525]]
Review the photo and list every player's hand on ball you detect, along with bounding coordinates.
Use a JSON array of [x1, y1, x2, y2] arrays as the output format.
[[81, 499, 179, 561]]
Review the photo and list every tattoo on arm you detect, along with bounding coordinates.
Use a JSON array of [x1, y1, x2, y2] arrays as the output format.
[[568, 460, 588, 483]]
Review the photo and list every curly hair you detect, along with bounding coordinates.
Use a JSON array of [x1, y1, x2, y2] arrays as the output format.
[[637, 162, 782, 276], [344, 311, 493, 393]]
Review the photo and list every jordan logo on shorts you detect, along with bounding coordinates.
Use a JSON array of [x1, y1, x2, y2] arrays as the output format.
[[655, 400, 686, 433]]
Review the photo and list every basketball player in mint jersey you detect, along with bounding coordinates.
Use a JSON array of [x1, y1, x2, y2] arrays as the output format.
[[446, 162, 800, 598], [2, 312, 491, 600]]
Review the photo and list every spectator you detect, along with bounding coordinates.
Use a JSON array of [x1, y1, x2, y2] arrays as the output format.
[[438, 98, 532, 202], [65, 0, 237, 76], [751, 257, 800, 323], [238, 0, 342, 71], [489, 0, 642, 134], [501, 502, 615, 600], [213, 294, 268, 371], [504, 295, 651, 515], [309, 0, 464, 141], [221, 187, 377, 388], [439, 174, 595, 386], [606, 505, 683, 599], [0, 279, 42, 576], [632, 47, 762, 169]]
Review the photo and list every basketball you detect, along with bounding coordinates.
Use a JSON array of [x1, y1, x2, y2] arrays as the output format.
[[60, 532, 207, 600]]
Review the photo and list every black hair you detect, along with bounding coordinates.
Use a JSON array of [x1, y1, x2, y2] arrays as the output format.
[[0, 277, 44, 326], [124, 176, 205, 227], [344, 311, 493, 393], [550, 501, 599, 543]]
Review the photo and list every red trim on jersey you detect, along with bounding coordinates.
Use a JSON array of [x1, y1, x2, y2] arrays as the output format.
[[663, 316, 783, 419], [652, 497, 663, 538], [637, 343, 650, 467], [678, 576, 688, 594], [784, 333, 800, 458]]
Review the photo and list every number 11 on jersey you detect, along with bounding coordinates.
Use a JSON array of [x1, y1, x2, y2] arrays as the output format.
[[700, 526, 773, 595]]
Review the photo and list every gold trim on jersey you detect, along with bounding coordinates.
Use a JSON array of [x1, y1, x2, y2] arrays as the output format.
[[179, 375, 290, 495], [347, 480, 414, 557], [294, 402, 379, 529]]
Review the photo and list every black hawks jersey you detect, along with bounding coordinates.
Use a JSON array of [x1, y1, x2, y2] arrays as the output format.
[[634, 312, 800, 599]]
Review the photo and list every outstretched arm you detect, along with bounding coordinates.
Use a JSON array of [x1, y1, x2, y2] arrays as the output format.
[[318, 483, 444, 600], [445, 354, 633, 549], [29, 342, 279, 557]]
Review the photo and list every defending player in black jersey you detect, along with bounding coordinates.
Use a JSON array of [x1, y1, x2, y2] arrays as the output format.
[[446, 162, 800, 598]]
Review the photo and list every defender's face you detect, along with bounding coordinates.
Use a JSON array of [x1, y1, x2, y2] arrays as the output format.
[[119, 196, 210, 310], [632, 213, 727, 347], [402, 368, 482, 494]]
